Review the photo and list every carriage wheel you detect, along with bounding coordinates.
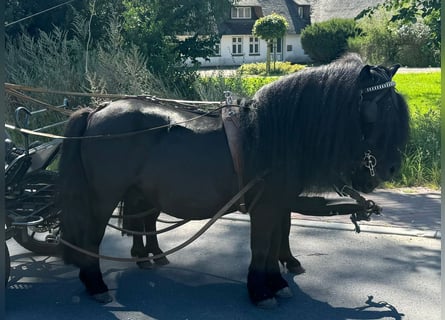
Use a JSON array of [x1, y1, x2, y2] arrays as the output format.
[[12, 171, 62, 256], [5, 243, 10, 287], [13, 217, 62, 256]]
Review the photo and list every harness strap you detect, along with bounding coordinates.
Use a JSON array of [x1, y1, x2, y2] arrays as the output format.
[[222, 105, 248, 213]]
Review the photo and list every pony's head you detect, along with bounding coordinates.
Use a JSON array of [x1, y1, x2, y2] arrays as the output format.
[[350, 63, 410, 193]]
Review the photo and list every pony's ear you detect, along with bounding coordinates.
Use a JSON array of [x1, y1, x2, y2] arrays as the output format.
[[358, 65, 372, 82], [389, 64, 401, 78]]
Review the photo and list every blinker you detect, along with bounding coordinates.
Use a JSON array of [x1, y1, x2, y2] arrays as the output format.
[[360, 80, 395, 124]]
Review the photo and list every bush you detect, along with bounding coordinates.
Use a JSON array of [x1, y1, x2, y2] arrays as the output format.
[[301, 18, 358, 63], [238, 61, 305, 76], [395, 21, 438, 67], [350, 5, 440, 67], [347, 8, 398, 65], [195, 72, 278, 100]]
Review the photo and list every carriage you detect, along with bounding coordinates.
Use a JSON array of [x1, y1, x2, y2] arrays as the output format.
[[4, 106, 64, 286]]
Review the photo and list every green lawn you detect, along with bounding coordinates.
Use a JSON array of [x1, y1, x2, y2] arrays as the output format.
[[393, 72, 441, 114]]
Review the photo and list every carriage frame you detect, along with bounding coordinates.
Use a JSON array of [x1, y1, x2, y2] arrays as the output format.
[[4, 106, 65, 286]]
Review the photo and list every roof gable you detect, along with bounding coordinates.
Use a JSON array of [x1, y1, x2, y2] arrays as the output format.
[[219, 0, 310, 35]]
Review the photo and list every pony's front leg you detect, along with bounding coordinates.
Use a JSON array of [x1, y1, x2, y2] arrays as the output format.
[[248, 205, 290, 308]]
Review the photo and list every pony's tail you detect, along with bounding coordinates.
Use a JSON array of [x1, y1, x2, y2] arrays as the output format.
[[58, 108, 93, 266]]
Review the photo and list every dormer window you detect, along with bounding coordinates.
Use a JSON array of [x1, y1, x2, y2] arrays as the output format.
[[297, 5, 310, 21], [231, 7, 251, 19]]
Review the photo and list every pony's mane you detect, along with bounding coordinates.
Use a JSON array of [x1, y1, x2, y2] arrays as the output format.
[[241, 53, 403, 193]]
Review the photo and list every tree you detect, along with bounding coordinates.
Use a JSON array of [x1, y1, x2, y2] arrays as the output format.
[[357, 0, 440, 66], [5, 0, 84, 38], [252, 13, 288, 74], [121, 0, 232, 75], [5, 0, 128, 46]]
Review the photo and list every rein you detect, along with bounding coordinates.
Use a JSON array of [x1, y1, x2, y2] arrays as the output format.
[[5, 102, 228, 141], [107, 219, 189, 236], [5, 85, 228, 141]]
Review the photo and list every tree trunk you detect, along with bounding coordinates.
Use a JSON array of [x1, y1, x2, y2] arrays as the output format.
[[266, 41, 272, 75]]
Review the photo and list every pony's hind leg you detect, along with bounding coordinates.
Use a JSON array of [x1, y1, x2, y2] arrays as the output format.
[[278, 212, 305, 275], [77, 211, 114, 303], [122, 191, 169, 269], [77, 193, 125, 303], [79, 260, 111, 303], [144, 211, 170, 266], [60, 192, 113, 303], [122, 192, 153, 269]]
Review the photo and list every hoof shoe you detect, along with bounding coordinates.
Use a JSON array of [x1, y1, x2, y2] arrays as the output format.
[[256, 297, 278, 309], [92, 292, 113, 304], [275, 287, 293, 298]]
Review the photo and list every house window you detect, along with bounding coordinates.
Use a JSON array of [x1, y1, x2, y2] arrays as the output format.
[[249, 37, 260, 55], [232, 37, 243, 55], [231, 7, 251, 19], [297, 6, 310, 21], [298, 6, 304, 19]]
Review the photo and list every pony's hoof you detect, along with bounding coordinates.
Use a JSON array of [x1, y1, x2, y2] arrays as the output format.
[[287, 264, 306, 275], [137, 260, 154, 269], [154, 257, 170, 266], [92, 292, 113, 304], [256, 297, 278, 309], [275, 287, 293, 298]]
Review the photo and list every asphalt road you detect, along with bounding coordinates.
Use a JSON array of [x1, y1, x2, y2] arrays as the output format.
[[5, 214, 440, 320]]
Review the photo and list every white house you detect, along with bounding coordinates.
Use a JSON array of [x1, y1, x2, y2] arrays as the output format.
[[193, 0, 386, 68], [196, 0, 312, 67]]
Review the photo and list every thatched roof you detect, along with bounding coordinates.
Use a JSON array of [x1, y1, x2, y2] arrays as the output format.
[[309, 0, 385, 22], [218, 0, 385, 35], [221, 0, 310, 35]]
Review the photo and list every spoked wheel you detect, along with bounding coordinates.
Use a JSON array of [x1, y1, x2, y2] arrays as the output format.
[[9, 171, 62, 256], [13, 218, 62, 256], [5, 243, 10, 287]]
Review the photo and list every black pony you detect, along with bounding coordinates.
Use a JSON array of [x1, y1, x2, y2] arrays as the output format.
[[58, 54, 409, 307]]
